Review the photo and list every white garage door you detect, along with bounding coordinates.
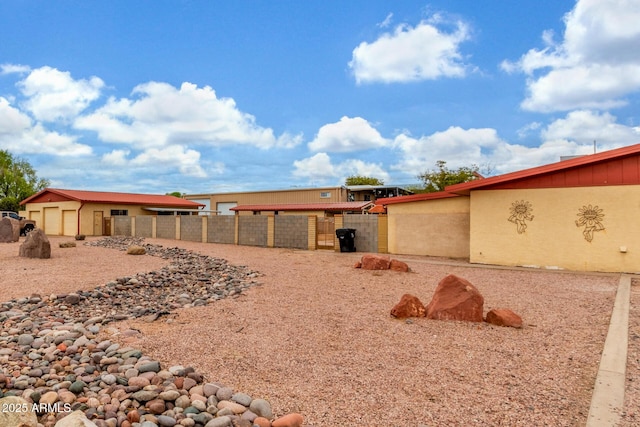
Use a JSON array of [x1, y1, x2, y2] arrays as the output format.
[[62, 210, 77, 236], [190, 198, 211, 215], [217, 202, 237, 215], [43, 207, 60, 235]]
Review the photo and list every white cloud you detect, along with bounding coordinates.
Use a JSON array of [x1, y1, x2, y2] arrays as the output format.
[[18, 66, 104, 122], [1, 63, 31, 75], [503, 0, 640, 112], [0, 97, 92, 156], [130, 145, 206, 178], [392, 126, 504, 175], [349, 15, 472, 84], [102, 149, 130, 166], [541, 110, 640, 148], [292, 152, 389, 183], [308, 116, 389, 152], [378, 13, 394, 29], [75, 81, 299, 150]]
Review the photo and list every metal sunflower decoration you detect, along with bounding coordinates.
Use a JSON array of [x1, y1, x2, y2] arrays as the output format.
[[508, 200, 534, 234], [575, 204, 605, 242]]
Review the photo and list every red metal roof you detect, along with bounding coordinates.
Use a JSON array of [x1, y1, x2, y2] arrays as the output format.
[[21, 188, 205, 208], [230, 201, 373, 212], [447, 143, 640, 195], [373, 191, 460, 206]]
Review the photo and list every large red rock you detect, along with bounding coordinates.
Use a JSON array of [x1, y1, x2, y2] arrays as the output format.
[[426, 274, 484, 322], [360, 254, 391, 270], [485, 308, 523, 328], [390, 294, 426, 318], [390, 259, 410, 272]]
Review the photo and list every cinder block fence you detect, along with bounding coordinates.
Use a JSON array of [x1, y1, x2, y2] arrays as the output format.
[[111, 214, 387, 253]]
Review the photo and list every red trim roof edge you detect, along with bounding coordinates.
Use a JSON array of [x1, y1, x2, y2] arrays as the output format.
[[446, 143, 640, 194], [374, 191, 460, 206]]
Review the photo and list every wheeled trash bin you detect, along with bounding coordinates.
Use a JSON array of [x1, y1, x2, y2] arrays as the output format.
[[335, 228, 356, 252]]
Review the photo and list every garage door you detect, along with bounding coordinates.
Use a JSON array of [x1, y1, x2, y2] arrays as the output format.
[[43, 207, 60, 235], [217, 202, 237, 215], [62, 210, 76, 236]]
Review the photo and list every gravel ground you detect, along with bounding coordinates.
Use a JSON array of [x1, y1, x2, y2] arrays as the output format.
[[620, 278, 640, 426], [0, 236, 623, 426]]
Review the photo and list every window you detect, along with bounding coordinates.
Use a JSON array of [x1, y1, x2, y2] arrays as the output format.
[[110, 209, 128, 216], [320, 191, 331, 198]]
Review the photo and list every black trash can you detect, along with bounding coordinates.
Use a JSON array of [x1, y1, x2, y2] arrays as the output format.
[[335, 228, 356, 252]]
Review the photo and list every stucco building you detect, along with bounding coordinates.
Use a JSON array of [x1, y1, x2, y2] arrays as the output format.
[[20, 188, 204, 236]]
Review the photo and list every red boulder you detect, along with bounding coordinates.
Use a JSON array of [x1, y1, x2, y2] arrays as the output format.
[[426, 274, 484, 322], [390, 294, 427, 318], [485, 308, 523, 328], [390, 259, 410, 272], [360, 254, 391, 270]]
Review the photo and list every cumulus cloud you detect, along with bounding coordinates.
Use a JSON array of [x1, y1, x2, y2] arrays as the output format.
[[502, 0, 640, 112], [75, 81, 300, 149], [392, 126, 504, 175], [541, 110, 640, 149], [349, 14, 472, 84], [308, 116, 389, 152], [130, 145, 206, 178], [17, 66, 104, 122], [292, 152, 389, 184], [0, 97, 92, 156]]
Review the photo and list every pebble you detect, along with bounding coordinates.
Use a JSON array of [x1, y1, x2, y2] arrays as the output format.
[[0, 237, 303, 427]]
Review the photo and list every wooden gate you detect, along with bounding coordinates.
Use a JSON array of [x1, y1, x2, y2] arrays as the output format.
[[316, 217, 335, 249]]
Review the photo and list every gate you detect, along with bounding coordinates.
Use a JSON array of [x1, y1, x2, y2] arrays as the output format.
[[316, 217, 335, 249]]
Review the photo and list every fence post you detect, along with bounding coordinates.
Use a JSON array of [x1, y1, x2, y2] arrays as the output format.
[[234, 214, 239, 245], [201, 216, 208, 243], [267, 215, 275, 248], [175, 216, 181, 240], [307, 216, 317, 250], [377, 214, 388, 254], [151, 216, 157, 238], [334, 215, 344, 252], [131, 216, 136, 237]]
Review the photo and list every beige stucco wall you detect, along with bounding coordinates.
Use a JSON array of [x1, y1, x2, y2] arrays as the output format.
[[387, 196, 470, 258], [23, 202, 154, 236], [469, 185, 640, 272]]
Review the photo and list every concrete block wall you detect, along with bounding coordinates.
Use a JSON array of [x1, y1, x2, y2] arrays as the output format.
[[238, 216, 268, 247], [135, 216, 153, 238], [207, 216, 235, 244], [274, 215, 308, 249], [156, 216, 176, 240], [113, 216, 131, 236], [343, 214, 378, 253], [181, 216, 203, 242]]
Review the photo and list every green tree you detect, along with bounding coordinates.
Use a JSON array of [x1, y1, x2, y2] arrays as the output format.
[[0, 150, 50, 211], [166, 191, 184, 198], [417, 160, 480, 193], [345, 175, 385, 186]]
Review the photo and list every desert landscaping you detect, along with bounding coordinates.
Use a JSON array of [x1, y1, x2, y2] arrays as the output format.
[[1, 235, 637, 426]]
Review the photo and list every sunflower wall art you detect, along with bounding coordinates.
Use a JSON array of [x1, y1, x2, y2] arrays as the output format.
[[575, 204, 605, 242], [507, 200, 534, 234]]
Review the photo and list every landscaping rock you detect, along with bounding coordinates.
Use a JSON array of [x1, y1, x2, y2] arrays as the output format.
[[390, 293, 427, 318], [485, 308, 523, 328], [360, 254, 391, 270], [0, 217, 20, 243], [389, 259, 410, 272], [126, 244, 146, 255], [426, 274, 484, 322], [18, 228, 51, 258], [0, 396, 38, 427]]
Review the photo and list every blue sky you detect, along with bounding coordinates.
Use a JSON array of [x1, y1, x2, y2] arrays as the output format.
[[1, 0, 639, 195]]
